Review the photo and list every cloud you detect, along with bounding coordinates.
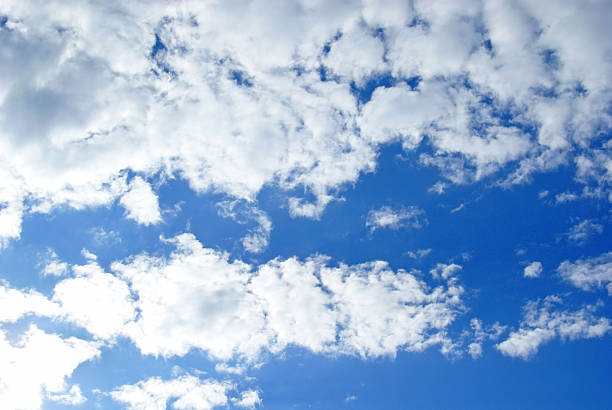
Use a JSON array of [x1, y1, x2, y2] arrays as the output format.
[[0, 283, 61, 323], [119, 176, 162, 226], [47, 384, 86, 406], [557, 252, 612, 295], [466, 318, 506, 359], [232, 390, 262, 409], [366, 205, 427, 232], [52, 259, 136, 340], [110, 375, 232, 410], [106, 233, 463, 361], [496, 296, 610, 359], [40, 249, 69, 277], [405, 248, 432, 260], [0, 325, 100, 410], [430, 263, 462, 280], [564, 219, 603, 244], [523, 261, 543, 278], [0, 0, 609, 247]]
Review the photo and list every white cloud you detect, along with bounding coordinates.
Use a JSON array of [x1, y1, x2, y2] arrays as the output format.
[[430, 263, 462, 280], [523, 261, 543, 278], [0, 0, 609, 247], [119, 176, 162, 226], [496, 296, 611, 359], [52, 261, 136, 340], [108, 233, 463, 361], [564, 219, 603, 244], [366, 205, 427, 232], [47, 384, 87, 406], [232, 390, 261, 409], [466, 318, 506, 359], [557, 252, 612, 295], [0, 283, 61, 323], [405, 248, 431, 260], [110, 375, 231, 410], [40, 249, 69, 277], [0, 325, 100, 410]]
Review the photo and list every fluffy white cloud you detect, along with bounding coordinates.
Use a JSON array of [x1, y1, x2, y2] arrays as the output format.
[[47, 384, 87, 406], [557, 252, 612, 295], [0, 284, 61, 323], [232, 390, 261, 409], [466, 318, 506, 359], [119, 176, 162, 226], [366, 205, 426, 232], [0, 0, 609, 248], [523, 261, 543, 278], [0, 325, 100, 410], [430, 263, 462, 280], [52, 260, 136, 340], [108, 233, 463, 361], [110, 375, 231, 410], [496, 296, 611, 359]]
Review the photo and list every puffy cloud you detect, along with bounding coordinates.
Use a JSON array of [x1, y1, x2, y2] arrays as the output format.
[[466, 318, 506, 359], [40, 249, 69, 277], [109, 233, 463, 361], [52, 260, 136, 340], [232, 390, 261, 409], [119, 176, 162, 226], [0, 325, 100, 410], [47, 384, 87, 406], [557, 252, 612, 295], [430, 263, 462, 280], [523, 261, 543, 278], [366, 205, 427, 232], [0, 0, 609, 248], [496, 296, 611, 359], [110, 375, 231, 410], [0, 283, 61, 323]]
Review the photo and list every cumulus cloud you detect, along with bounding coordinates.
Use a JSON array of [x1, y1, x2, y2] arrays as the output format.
[[366, 205, 427, 232], [0, 0, 609, 247], [0, 325, 100, 410], [110, 375, 232, 410], [119, 176, 162, 226], [232, 390, 262, 409], [106, 233, 463, 361], [523, 261, 543, 278], [52, 259, 136, 340], [557, 252, 612, 295], [466, 319, 506, 359], [496, 296, 611, 359]]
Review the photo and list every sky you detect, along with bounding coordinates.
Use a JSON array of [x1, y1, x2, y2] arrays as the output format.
[[0, 0, 611, 409]]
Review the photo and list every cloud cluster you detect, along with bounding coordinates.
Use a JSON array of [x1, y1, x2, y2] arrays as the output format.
[[496, 296, 610, 359], [366, 205, 427, 232], [558, 252, 612, 295], [523, 261, 543, 278], [110, 375, 254, 410], [0, 0, 610, 247]]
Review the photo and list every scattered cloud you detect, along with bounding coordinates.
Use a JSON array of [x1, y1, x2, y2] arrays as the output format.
[[557, 252, 612, 295], [119, 176, 162, 226], [405, 248, 432, 260], [232, 390, 262, 409], [366, 205, 427, 232], [496, 296, 610, 360], [523, 261, 543, 278], [564, 219, 603, 244], [0, 325, 100, 410], [110, 375, 232, 410]]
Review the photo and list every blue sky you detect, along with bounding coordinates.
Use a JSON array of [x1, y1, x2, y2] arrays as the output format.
[[0, 1, 611, 409]]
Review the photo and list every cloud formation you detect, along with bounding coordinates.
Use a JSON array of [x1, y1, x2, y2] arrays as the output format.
[[496, 296, 610, 359], [0, 0, 610, 247]]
